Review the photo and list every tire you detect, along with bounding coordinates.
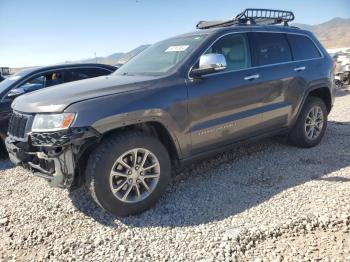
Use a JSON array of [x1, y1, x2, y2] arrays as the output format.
[[0, 138, 8, 159], [289, 96, 328, 148], [85, 131, 171, 217]]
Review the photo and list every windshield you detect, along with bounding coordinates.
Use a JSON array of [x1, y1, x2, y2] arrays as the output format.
[[0, 75, 23, 94], [0, 68, 35, 94], [115, 35, 206, 76]]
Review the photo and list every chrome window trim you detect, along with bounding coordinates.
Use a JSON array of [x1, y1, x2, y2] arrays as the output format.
[[187, 30, 324, 80]]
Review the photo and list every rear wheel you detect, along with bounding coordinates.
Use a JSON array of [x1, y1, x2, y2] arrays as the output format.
[[289, 96, 328, 148], [85, 131, 171, 217]]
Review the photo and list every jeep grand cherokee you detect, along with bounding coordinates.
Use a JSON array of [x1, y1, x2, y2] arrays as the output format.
[[6, 9, 335, 216]]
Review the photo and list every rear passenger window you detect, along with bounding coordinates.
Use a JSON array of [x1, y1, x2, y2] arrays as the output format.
[[205, 33, 251, 71], [287, 34, 321, 60], [250, 33, 292, 66], [65, 68, 111, 83]]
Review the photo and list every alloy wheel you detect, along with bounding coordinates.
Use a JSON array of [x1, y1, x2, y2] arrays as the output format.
[[109, 148, 160, 203], [304, 105, 324, 140]]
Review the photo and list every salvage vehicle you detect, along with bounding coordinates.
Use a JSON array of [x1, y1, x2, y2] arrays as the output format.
[[0, 63, 116, 150], [334, 53, 350, 88], [334, 72, 350, 88], [6, 9, 335, 216]]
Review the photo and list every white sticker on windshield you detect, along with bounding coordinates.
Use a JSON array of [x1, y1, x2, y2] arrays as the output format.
[[165, 45, 189, 52]]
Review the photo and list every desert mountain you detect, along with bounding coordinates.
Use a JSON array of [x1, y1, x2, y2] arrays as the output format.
[[73, 45, 150, 65], [293, 17, 350, 49]]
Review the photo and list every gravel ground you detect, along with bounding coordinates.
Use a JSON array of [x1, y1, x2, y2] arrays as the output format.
[[1, 90, 350, 262]]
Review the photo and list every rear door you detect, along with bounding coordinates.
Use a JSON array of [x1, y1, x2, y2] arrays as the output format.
[[285, 33, 324, 121], [248, 32, 299, 131]]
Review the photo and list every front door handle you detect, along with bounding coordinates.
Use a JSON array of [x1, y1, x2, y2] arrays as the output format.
[[244, 74, 260, 81], [294, 66, 306, 72]]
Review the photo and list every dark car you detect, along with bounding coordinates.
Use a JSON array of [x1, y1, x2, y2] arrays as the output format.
[[0, 63, 116, 149], [6, 9, 335, 216], [0, 74, 4, 82]]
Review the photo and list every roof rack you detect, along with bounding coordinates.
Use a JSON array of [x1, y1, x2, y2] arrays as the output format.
[[196, 8, 295, 29]]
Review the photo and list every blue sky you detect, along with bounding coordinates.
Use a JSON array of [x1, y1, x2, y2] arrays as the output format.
[[1, 0, 349, 67]]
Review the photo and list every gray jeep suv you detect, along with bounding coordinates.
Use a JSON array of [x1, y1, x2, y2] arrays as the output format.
[[6, 9, 335, 216]]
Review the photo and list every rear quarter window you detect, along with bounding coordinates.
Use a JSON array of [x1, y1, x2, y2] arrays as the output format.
[[287, 34, 322, 60], [250, 32, 292, 66]]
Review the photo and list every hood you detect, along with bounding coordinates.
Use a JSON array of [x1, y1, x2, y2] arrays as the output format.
[[12, 74, 158, 113]]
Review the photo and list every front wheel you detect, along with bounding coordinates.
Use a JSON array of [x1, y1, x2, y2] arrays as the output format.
[[289, 96, 328, 148], [85, 131, 171, 217]]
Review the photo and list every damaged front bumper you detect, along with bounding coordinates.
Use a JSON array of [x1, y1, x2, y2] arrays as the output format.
[[6, 127, 100, 189]]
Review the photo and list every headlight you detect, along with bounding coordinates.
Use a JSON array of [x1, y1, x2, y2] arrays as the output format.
[[32, 113, 76, 132]]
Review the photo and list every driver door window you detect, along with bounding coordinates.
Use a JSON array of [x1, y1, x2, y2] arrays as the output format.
[[17, 71, 64, 93], [18, 75, 45, 93], [205, 34, 251, 71], [44, 71, 64, 87]]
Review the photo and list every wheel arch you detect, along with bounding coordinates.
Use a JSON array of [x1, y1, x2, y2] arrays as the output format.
[[306, 87, 332, 113], [73, 120, 182, 190], [101, 121, 181, 162], [294, 86, 332, 124]]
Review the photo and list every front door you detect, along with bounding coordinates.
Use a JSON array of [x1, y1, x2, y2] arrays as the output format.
[[187, 33, 267, 154]]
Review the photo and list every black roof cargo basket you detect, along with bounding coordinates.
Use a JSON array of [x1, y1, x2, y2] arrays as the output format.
[[196, 8, 295, 29]]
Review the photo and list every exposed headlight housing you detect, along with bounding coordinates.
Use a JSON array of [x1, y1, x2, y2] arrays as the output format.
[[32, 113, 76, 132]]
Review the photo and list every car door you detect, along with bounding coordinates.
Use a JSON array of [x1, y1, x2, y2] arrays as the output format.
[[285, 33, 325, 121], [187, 33, 267, 154], [248, 32, 306, 131]]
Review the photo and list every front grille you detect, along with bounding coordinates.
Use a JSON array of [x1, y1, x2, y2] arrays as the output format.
[[8, 112, 30, 138]]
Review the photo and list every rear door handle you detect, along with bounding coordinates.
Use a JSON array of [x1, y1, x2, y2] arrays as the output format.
[[294, 66, 306, 72], [244, 74, 260, 81]]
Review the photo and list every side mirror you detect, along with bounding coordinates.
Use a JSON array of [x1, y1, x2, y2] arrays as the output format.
[[190, 53, 227, 78], [7, 87, 25, 98]]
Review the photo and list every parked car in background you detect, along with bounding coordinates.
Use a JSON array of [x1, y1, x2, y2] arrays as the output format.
[[334, 52, 350, 88], [0, 63, 116, 151], [5, 9, 335, 216], [0, 67, 10, 77], [0, 67, 10, 83]]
